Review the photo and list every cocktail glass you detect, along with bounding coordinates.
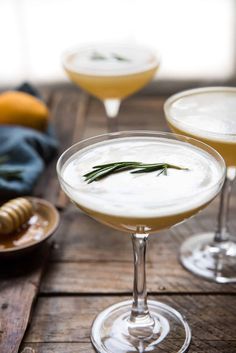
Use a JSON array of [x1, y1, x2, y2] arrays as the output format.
[[164, 87, 236, 283], [57, 131, 225, 352], [62, 43, 160, 132]]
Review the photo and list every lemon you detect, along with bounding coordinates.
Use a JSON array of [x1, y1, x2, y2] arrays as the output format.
[[0, 91, 49, 131]]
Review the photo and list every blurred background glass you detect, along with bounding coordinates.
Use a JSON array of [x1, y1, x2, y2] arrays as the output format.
[[1, 0, 235, 89]]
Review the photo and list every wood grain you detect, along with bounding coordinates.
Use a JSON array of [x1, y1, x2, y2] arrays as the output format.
[[83, 95, 168, 139], [34, 89, 79, 204], [56, 92, 90, 210], [19, 341, 236, 353], [0, 245, 50, 353], [41, 259, 236, 295], [22, 295, 236, 352]]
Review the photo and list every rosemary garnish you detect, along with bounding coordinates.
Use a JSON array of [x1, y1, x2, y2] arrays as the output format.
[[111, 53, 130, 62], [90, 52, 107, 61], [90, 52, 130, 62], [83, 162, 188, 184], [0, 155, 23, 181]]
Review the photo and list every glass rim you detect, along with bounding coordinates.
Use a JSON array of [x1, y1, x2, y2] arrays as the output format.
[[56, 130, 226, 200], [164, 86, 236, 138], [62, 42, 161, 77]]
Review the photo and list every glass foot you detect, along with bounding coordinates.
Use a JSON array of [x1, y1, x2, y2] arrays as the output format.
[[180, 232, 236, 283], [91, 300, 191, 353]]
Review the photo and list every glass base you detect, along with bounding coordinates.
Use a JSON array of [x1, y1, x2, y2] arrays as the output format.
[[180, 232, 236, 283], [91, 300, 191, 353]]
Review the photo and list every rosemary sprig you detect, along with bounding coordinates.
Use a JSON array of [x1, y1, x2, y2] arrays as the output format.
[[83, 162, 188, 184], [90, 52, 107, 60], [0, 155, 23, 181], [90, 52, 130, 62], [111, 53, 130, 62]]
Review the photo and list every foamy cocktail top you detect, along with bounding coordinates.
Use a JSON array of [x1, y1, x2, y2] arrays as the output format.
[[166, 88, 236, 142], [64, 44, 158, 76], [62, 137, 223, 219]]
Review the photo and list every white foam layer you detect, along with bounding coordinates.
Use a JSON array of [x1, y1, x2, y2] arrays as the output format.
[[167, 89, 236, 142], [61, 137, 222, 219], [64, 44, 158, 76]]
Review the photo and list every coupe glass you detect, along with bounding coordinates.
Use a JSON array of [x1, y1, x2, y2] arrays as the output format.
[[62, 43, 160, 132], [57, 131, 225, 353], [164, 87, 236, 283]]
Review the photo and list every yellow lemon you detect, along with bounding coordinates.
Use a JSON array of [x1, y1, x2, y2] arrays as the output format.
[[0, 91, 49, 131]]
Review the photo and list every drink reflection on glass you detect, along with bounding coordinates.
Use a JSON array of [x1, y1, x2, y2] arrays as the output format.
[[164, 87, 236, 283], [57, 131, 225, 353], [62, 44, 160, 132]]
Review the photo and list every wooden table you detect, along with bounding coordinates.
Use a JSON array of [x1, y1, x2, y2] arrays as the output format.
[[19, 86, 236, 352]]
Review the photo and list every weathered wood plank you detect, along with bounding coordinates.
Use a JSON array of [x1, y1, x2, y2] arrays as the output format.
[[83, 95, 167, 139], [0, 245, 50, 353], [19, 341, 236, 353], [56, 92, 90, 210], [41, 260, 236, 294], [34, 89, 81, 204], [20, 343, 92, 353], [23, 295, 236, 352]]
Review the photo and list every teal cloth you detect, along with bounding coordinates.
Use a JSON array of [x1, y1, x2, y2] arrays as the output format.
[[0, 84, 58, 199]]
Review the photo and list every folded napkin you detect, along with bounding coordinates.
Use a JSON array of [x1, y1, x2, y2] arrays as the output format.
[[0, 84, 58, 199]]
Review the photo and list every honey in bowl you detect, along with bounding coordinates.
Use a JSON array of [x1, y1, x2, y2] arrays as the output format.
[[0, 212, 49, 249], [0, 197, 59, 253]]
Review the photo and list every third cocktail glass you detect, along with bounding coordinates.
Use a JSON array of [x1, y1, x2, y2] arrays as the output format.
[[57, 131, 225, 352], [63, 43, 159, 132], [165, 87, 236, 283]]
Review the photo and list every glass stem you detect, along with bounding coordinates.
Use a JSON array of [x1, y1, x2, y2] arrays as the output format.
[[214, 167, 236, 242], [129, 233, 155, 338], [103, 99, 120, 133]]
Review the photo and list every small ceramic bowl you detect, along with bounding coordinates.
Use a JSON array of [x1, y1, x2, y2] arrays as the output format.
[[0, 197, 60, 260]]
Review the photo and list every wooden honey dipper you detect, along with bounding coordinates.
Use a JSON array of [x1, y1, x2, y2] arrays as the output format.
[[0, 197, 33, 235]]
